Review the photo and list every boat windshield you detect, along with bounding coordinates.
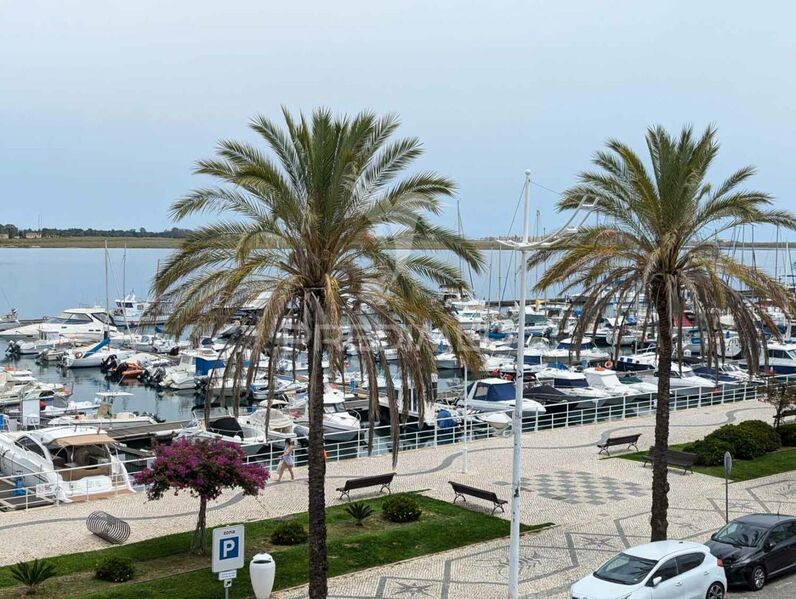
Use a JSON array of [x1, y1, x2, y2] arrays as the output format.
[[473, 382, 515, 401], [593, 553, 657, 585], [48, 312, 94, 324], [554, 377, 588, 389], [712, 522, 766, 547]]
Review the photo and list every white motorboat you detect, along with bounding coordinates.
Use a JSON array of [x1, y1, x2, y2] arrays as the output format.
[[544, 337, 610, 365], [0, 426, 134, 502], [0, 307, 117, 342], [175, 408, 267, 456], [583, 366, 658, 397], [291, 388, 362, 441], [0, 309, 20, 332], [454, 309, 485, 332], [759, 342, 796, 375], [63, 339, 135, 369], [159, 348, 224, 391], [533, 367, 616, 409], [615, 346, 659, 372], [240, 402, 298, 442], [112, 293, 171, 327], [435, 352, 459, 369], [460, 378, 546, 418], [639, 364, 718, 395]]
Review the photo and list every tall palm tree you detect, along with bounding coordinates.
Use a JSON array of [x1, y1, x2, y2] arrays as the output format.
[[153, 108, 484, 597], [528, 125, 796, 541]]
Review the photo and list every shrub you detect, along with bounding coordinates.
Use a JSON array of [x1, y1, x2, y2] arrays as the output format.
[[778, 423, 796, 446], [270, 520, 308, 545], [95, 557, 135, 583], [705, 424, 765, 460], [736, 420, 781, 452], [9, 559, 56, 595], [382, 495, 422, 523], [690, 437, 733, 466], [345, 501, 375, 526]]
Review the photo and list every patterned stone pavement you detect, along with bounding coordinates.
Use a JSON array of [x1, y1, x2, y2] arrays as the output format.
[[0, 399, 793, 598]]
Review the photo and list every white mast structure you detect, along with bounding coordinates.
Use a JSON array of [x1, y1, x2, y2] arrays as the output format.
[[499, 171, 598, 598]]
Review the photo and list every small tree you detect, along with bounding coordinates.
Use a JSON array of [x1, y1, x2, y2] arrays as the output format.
[[135, 438, 269, 553], [761, 381, 796, 429]]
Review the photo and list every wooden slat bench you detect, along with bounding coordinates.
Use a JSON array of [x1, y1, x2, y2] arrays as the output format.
[[597, 433, 641, 456], [336, 473, 395, 501], [449, 481, 507, 514], [641, 449, 697, 474]]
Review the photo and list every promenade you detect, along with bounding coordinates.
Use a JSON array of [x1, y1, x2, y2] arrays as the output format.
[[0, 400, 793, 598]]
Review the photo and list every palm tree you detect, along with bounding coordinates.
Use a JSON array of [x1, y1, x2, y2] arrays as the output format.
[[528, 125, 796, 541], [153, 108, 483, 597]]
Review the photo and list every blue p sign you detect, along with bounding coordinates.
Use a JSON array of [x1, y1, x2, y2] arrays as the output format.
[[212, 525, 245, 572], [220, 537, 239, 560]]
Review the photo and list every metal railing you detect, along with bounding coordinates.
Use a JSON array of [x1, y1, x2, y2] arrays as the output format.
[[0, 374, 789, 511]]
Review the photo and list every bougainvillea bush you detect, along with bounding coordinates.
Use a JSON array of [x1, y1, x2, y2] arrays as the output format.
[[135, 438, 269, 553]]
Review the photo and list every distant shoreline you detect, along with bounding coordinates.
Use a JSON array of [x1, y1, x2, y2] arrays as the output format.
[[0, 237, 181, 249]]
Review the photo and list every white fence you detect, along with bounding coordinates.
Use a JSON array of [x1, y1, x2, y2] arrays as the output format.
[[0, 375, 789, 511]]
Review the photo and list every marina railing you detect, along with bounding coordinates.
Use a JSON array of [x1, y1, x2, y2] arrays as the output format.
[[1, 374, 791, 511]]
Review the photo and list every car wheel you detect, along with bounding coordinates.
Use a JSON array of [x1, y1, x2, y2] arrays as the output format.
[[706, 581, 725, 599], [748, 565, 766, 591]]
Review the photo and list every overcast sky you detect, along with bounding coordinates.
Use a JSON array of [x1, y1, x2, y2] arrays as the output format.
[[1, 1, 793, 238]]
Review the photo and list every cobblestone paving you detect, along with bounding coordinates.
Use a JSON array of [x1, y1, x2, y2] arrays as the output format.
[[0, 399, 793, 599]]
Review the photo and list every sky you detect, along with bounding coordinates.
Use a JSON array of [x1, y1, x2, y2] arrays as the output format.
[[1, 1, 794, 238]]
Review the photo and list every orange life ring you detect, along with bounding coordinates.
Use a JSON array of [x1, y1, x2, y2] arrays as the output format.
[[604, 360, 614, 369]]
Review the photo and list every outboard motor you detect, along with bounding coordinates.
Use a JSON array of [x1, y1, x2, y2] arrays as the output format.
[[100, 354, 118, 374]]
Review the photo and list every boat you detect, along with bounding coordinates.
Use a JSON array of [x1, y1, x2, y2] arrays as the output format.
[[0, 307, 117, 342], [158, 348, 224, 391], [435, 352, 459, 369], [239, 401, 298, 442], [583, 366, 658, 397], [533, 366, 615, 409], [63, 339, 135, 369], [639, 364, 718, 395], [46, 398, 158, 430], [0, 426, 134, 502], [460, 378, 546, 418], [615, 346, 659, 372], [0, 309, 20, 332], [291, 387, 362, 441], [543, 337, 610, 365], [175, 408, 268, 456], [112, 294, 171, 327], [759, 342, 796, 374]]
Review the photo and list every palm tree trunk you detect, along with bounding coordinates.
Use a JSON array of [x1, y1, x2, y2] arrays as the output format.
[[650, 279, 672, 541], [307, 327, 328, 599]]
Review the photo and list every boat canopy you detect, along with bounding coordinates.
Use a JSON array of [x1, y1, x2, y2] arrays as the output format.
[[52, 433, 115, 447], [470, 380, 515, 401]]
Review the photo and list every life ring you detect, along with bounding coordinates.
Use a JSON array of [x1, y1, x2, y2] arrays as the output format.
[[502, 373, 513, 381], [604, 360, 613, 369], [74, 352, 83, 359]]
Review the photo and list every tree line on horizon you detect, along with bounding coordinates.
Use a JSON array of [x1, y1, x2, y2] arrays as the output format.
[[0, 224, 193, 238]]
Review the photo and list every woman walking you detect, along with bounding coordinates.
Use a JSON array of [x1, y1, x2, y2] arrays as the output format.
[[276, 438, 295, 481]]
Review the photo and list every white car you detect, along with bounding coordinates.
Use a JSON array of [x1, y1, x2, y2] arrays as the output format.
[[570, 540, 726, 599]]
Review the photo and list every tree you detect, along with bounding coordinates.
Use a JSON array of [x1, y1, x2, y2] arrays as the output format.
[[761, 380, 796, 429], [135, 438, 269, 553], [152, 108, 483, 597], [528, 125, 796, 541]]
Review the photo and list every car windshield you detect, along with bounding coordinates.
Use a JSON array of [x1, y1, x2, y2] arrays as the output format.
[[593, 553, 657, 585], [713, 522, 766, 547]]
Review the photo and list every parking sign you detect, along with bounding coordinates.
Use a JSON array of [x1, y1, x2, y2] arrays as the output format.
[[212, 525, 245, 572]]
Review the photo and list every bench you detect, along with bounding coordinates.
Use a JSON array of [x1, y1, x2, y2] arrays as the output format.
[[778, 409, 796, 421], [336, 473, 395, 501], [449, 481, 508, 514], [86, 510, 130, 544], [641, 449, 697, 475], [597, 433, 641, 456]]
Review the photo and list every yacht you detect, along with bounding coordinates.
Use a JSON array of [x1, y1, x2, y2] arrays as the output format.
[[291, 387, 362, 441], [112, 294, 170, 327], [460, 378, 546, 418], [0, 307, 116, 342], [175, 408, 268, 456], [543, 337, 610, 365], [158, 348, 224, 391], [239, 401, 298, 442], [615, 346, 659, 372], [63, 339, 135, 369], [639, 364, 718, 395], [0, 309, 20, 331], [454, 309, 484, 332], [760, 342, 796, 374], [435, 352, 459, 370], [0, 426, 134, 502], [583, 366, 658, 397], [692, 363, 754, 384], [533, 366, 615, 409]]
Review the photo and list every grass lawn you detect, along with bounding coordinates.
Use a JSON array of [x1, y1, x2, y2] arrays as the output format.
[[0, 493, 553, 598], [617, 445, 796, 481]]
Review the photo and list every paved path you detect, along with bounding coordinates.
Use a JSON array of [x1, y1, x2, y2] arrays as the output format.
[[0, 398, 793, 598]]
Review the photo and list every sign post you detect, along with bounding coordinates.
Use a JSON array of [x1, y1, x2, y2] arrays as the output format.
[[212, 525, 245, 599], [723, 452, 733, 524]]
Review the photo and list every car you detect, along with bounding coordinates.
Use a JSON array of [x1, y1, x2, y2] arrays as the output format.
[[570, 540, 726, 599], [705, 512, 796, 591]]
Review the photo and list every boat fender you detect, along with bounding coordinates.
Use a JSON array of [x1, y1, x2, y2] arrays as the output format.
[[74, 352, 83, 359]]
